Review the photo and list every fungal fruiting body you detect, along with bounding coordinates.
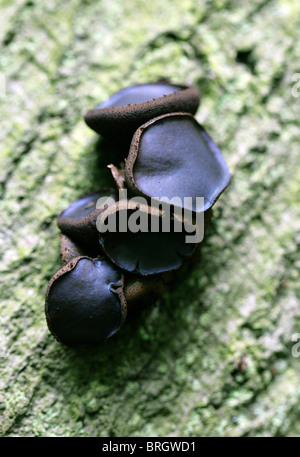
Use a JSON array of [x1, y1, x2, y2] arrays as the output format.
[[125, 113, 230, 213], [46, 257, 126, 347], [84, 81, 201, 138], [57, 188, 117, 253], [47, 235, 167, 347], [45, 81, 230, 347], [95, 82, 183, 108], [98, 199, 197, 276]]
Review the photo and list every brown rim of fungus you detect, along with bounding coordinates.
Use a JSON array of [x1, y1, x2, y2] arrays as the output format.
[[59, 234, 86, 266], [57, 188, 117, 250], [124, 112, 231, 214], [84, 84, 200, 138]]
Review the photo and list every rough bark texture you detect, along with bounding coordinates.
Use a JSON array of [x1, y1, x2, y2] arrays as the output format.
[[0, 0, 300, 437]]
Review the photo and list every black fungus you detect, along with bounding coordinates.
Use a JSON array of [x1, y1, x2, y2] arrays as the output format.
[[57, 188, 117, 252], [125, 112, 230, 213], [45, 257, 126, 347], [45, 80, 231, 347], [84, 82, 200, 138], [98, 200, 196, 276]]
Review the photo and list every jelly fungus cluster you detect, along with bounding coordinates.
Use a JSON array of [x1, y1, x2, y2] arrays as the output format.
[[45, 81, 230, 347]]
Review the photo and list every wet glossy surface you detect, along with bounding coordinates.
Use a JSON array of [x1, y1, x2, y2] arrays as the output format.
[[46, 258, 124, 346], [96, 83, 182, 109], [130, 115, 230, 212], [100, 209, 195, 275], [60, 190, 115, 219]]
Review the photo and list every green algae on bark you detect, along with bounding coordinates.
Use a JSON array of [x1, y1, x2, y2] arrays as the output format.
[[0, 0, 300, 438]]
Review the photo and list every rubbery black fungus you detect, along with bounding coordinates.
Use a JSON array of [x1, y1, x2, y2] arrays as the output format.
[[45, 257, 127, 347], [125, 112, 230, 213], [45, 80, 231, 347], [98, 200, 196, 276], [57, 188, 117, 252], [59, 192, 101, 219], [84, 82, 200, 139], [59, 234, 167, 304]]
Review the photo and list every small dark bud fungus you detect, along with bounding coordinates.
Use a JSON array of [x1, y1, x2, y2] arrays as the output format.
[[84, 82, 200, 139], [45, 250, 168, 346], [45, 256, 127, 347], [57, 188, 117, 252]]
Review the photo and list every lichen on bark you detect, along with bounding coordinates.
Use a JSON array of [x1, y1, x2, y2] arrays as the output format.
[[0, 0, 300, 437]]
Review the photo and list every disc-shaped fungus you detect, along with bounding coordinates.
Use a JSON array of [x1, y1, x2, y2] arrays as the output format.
[[125, 112, 230, 213], [57, 188, 117, 252], [45, 78, 232, 347], [84, 82, 200, 138], [98, 199, 196, 276], [45, 256, 127, 347]]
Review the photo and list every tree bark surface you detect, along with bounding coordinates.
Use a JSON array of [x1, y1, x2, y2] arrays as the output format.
[[0, 0, 300, 437]]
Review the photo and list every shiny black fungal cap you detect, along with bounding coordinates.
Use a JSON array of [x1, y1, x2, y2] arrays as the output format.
[[125, 112, 230, 213], [57, 188, 117, 252], [84, 82, 201, 138], [60, 192, 101, 219], [98, 200, 196, 276], [45, 257, 126, 347]]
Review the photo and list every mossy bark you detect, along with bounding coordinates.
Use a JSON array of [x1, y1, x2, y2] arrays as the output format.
[[0, 0, 300, 437]]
